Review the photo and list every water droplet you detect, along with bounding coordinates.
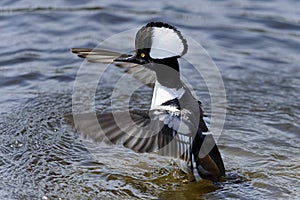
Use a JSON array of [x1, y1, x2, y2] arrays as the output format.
[[42, 196, 48, 200]]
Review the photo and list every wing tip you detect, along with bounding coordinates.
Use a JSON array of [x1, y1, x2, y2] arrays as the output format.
[[70, 48, 82, 54]]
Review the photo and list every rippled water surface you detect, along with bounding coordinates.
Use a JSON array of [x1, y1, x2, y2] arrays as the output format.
[[1, 0, 299, 199]]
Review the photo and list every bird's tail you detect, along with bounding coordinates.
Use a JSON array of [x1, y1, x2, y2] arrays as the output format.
[[191, 132, 225, 182]]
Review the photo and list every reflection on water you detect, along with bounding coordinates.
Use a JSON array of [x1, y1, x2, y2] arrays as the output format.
[[0, 0, 299, 199]]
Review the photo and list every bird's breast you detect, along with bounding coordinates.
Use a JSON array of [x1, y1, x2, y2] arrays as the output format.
[[150, 81, 185, 109]]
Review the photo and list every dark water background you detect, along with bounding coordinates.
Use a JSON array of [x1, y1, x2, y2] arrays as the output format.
[[0, 0, 299, 199]]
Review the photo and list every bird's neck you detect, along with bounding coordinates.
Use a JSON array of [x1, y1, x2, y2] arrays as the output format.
[[152, 57, 182, 88], [150, 57, 185, 109]]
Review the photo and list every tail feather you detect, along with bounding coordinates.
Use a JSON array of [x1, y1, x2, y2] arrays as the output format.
[[192, 133, 225, 181]]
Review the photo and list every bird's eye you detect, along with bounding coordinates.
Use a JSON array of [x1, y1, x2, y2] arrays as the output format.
[[140, 52, 145, 58]]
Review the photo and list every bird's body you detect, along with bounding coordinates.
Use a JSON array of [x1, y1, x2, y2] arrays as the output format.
[[67, 22, 225, 182]]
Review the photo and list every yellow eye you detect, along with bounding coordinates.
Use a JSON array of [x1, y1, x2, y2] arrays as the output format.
[[140, 52, 145, 58]]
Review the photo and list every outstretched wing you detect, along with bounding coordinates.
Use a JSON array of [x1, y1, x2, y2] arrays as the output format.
[[64, 109, 193, 159], [71, 48, 156, 87], [65, 109, 225, 181]]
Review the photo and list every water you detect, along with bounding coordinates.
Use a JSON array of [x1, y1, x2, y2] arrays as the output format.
[[1, 0, 299, 199]]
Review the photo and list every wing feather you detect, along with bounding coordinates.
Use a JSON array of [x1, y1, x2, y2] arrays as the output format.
[[65, 110, 192, 157], [71, 48, 156, 87], [65, 109, 225, 181]]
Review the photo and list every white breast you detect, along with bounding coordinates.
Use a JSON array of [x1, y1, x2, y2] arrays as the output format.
[[150, 81, 185, 109]]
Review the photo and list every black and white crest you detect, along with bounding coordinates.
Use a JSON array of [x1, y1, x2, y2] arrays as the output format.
[[135, 22, 188, 59]]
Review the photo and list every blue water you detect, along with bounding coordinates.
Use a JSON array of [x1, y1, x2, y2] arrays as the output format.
[[0, 0, 299, 199]]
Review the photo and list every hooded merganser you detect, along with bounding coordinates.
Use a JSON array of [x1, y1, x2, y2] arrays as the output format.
[[67, 22, 225, 182]]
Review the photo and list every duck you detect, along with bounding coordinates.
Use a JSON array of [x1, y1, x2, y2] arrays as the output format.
[[66, 21, 225, 182]]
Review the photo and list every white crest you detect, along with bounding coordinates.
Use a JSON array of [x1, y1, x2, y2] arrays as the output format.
[[150, 27, 185, 59]]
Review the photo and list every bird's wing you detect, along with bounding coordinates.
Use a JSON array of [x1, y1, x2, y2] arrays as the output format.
[[64, 109, 194, 158], [71, 48, 156, 87], [64, 109, 225, 181]]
